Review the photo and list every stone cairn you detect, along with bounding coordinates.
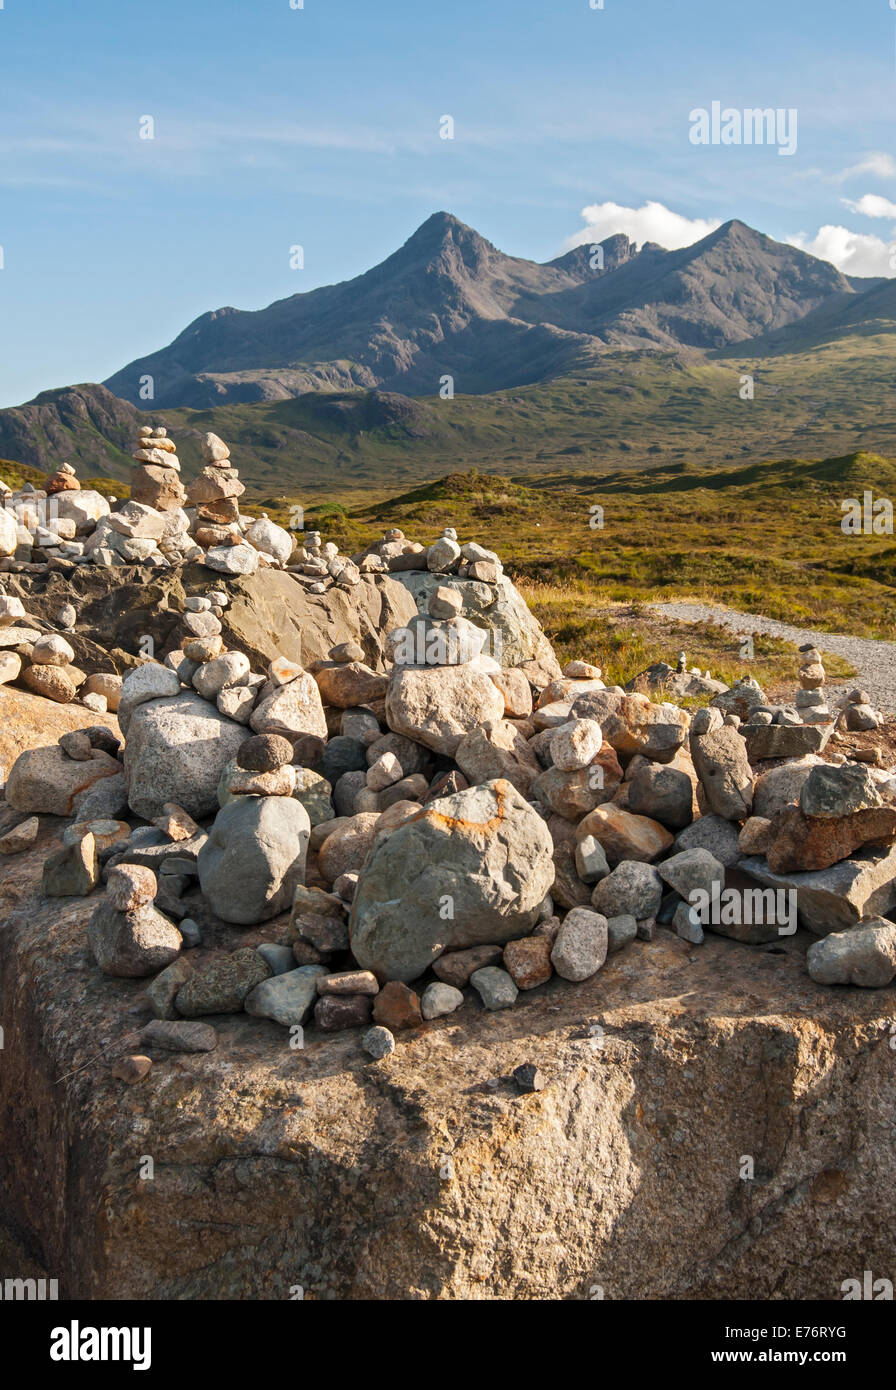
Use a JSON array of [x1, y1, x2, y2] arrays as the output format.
[[1, 509, 894, 1088], [186, 432, 245, 550], [794, 644, 884, 734], [795, 643, 830, 726], [843, 689, 883, 733], [130, 425, 186, 514], [2, 446, 896, 1082], [44, 461, 80, 496]]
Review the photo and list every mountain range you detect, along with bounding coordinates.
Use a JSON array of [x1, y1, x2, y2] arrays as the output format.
[[101, 212, 881, 408], [2, 212, 895, 491]]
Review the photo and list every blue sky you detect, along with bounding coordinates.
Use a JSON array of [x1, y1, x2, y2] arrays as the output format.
[[1, 0, 895, 406]]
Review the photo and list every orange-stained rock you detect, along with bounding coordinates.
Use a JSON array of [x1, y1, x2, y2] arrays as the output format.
[[503, 934, 553, 990], [372, 981, 423, 1029], [575, 803, 674, 866], [767, 804, 896, 874]]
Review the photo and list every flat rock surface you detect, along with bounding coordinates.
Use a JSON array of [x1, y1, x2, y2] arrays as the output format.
[[1, 827, 894, 1300], [0, 686, 121, 783], [2, 564, 418, 677]]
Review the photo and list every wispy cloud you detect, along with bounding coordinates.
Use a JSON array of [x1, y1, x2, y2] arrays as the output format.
[[835, 152, 896, 182]]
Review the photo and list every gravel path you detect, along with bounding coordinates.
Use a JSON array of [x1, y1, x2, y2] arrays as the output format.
[[650, 602, 896, 714]]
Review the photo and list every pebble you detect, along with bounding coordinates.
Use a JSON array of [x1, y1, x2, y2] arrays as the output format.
[[316, 969, 380, 996], [470, 966, 518, 1010], [109, 1055, 153, 1083], [154, 802, 201, 842], [332, 871, 358, 902], [606, 914, 638, 953], [362, 1025, 395, 1059], [236, 733, 293, 772], [256, 943, 299, 975], [432, 943, 504, 987], [178, 917, 202, 949], [176, 948, 272, 1017], [146, 958, 194, 1019], [372, 980, 423, 1029], [0, 815, 39, 854], [0, 595, 26, 626], [183, 637, 223, 663], [107, 863, 157, 911], [42, 833, 99, 897], [512, 1062, 545, 1093], [330, 640, 365, 663], [550, 908, 608, 981], [673, 901, 705, 944], [63, 818, 129, 853], [314, 993, 373, 1031], [420, 981, 465, 1019], [245, 965, 327, 1026], [31, 633, 75, 666]]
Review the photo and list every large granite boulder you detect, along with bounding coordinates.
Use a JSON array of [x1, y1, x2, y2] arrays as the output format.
[[6, 744, 121, 816], [740, 845, 896, 934], [0, 686, 122, 786], [123, 691, 250, 820], [222, 569, 417, 672], [690, 723, 754, 821], [87, 899, 182, 978], [350, 779, 554, 981], [198, 795, 311, 925], [0, 565, 417, 683], [385, 661, 505, 756]]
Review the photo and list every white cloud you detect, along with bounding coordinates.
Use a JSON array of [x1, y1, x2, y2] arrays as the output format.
[[561, 200, 722, 253], [836, 152, 896, 182], [841, 193, 896, 219], [787, 225, 893, 277]]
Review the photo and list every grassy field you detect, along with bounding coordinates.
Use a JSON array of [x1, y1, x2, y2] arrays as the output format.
[[257, 451, 896, 631], [251, 453, 896, 688], [7, 442, 893, 692], [140, 331, 896, 495]]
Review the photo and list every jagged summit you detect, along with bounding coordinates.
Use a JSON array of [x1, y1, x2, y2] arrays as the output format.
[[99, 211, 876, 410]]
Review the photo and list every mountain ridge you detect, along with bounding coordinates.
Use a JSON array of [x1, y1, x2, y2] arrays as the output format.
[[101, 212, 878, 409]]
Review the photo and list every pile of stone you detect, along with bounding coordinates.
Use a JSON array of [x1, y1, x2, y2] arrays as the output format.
[[44, 461, 81, 496], [0, 475, 107, 569], [289, 527, 360, 593], [0, 580, 123, 712], [840, 688, 883, 733], [347, 524, 504, 584], [626, 653, 726, 701], [130, 424, 186, 514], [2, 524, 896, 1086], [793, 643, 831, 727], [0, 430, 302, 579]]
